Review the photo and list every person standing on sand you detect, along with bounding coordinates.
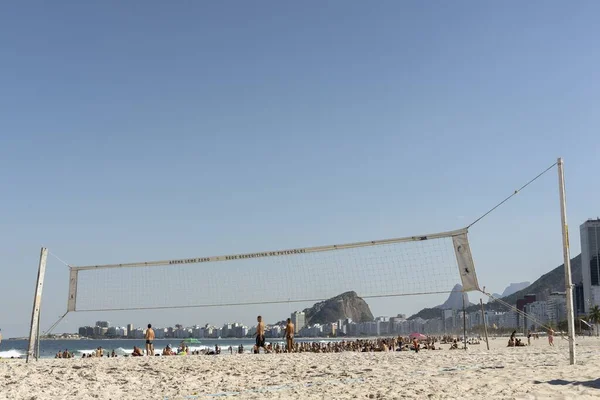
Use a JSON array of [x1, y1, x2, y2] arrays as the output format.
[[412, 338, 419, 353], [254, 315, 269, 353], [0, 329, 3, 349], [285, 318, 295, 353], [548, 328, 554, 346], [145, 324, 155, 356]]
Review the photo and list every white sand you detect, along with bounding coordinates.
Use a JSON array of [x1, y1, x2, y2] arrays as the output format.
[[1, 337, 599, 399]]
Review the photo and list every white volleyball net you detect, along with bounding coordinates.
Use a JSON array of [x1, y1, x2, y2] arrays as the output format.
[[66, 228, 479, 312]]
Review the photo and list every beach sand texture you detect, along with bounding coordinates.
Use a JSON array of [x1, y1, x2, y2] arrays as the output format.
[[1, 337, 599, 399]]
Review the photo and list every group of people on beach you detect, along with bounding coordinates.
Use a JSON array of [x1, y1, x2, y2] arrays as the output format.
[[57, 347, 118, 358], [53, 316, 562, 360], [508, 328, 555, 347], [51, 314, 482, 359], [55, 350, 73, 358]]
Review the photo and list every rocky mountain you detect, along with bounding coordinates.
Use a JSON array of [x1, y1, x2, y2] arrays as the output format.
[[409, 254, 583, 318], [499, 254, 581, 305], [492, 282, 531, 299], [435, 284, 472, 310], [408, 285, 473, 320], [303, 291, 374, 325]]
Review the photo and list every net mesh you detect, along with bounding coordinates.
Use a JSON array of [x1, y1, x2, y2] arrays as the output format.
[[72, 233, 470, 312]]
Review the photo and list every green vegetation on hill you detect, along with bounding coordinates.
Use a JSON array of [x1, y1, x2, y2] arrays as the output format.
[[495, 254, 581, 306], [407, 307, 444, 320]]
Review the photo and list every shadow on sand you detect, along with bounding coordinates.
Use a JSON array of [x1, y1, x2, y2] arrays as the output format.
[[534, 379, 600, 389]]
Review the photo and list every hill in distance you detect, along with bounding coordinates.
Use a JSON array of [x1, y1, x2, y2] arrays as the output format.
[[409, 284, 472, 320], [410, 254, 582, 318], [435, 284, 472, 310], [492, 282, 531, 299], [498, 254, 581, 306], [302, 291, 374, 325], [467, 254, 582, 314]]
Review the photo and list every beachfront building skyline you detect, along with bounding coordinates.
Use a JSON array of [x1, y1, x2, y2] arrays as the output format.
[[76, 309, 526, 340], [77, 312, 511, 339], [291, 311, 306, 334], [547, 292, 568, 324], [581, 218, 600, 313]]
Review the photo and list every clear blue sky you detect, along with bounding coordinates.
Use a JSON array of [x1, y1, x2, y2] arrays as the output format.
[[1, 1, 599, 338]]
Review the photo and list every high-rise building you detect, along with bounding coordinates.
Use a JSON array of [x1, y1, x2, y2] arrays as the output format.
[[96, 321, 110, 328], [79, 326, 93, 337], [291, 311, 306, 334], [581, 218, 600, 313], [84, 326, 94, 337], [547, 292, 567, 325], [524, 301, 547, 331], [516, 295, 536, 328], [574, 283, 585, 316], [93, 326, 103, 336]]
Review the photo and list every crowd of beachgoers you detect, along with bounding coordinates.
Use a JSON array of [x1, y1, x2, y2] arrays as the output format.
[[51, 329, 562, 360], [54, 335, 487, 359], [51, 318, 558, 360]]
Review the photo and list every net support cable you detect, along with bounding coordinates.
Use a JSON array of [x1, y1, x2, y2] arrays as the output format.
[[43, 311, 69, 336], [467, 161, 558, 229]]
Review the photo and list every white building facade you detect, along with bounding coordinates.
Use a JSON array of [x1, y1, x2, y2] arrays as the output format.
[[581, 218, 600, 313], [291, 312, 306, 333]]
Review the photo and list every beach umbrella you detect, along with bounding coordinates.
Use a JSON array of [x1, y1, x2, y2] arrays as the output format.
[[409, 333, 427, 340]]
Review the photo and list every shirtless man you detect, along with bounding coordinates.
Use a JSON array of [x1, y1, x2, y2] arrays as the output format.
[[145, 323, 155, 356], [285, 318, 295, 353], [254, 315, 269, 353]]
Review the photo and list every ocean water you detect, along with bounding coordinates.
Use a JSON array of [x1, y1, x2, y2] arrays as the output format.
[[0, 338, 338, 359]]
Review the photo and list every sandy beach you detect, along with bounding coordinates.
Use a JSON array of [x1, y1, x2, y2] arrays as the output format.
[[1, 336, 599, 400]]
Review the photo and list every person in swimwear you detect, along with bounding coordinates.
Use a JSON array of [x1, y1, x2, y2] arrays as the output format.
[[285, 318, 295, 353], [548, 328, 554, 346], [132, 346, 143, 356], [145, 323, 155, 356], [254, 315, 269, 353]]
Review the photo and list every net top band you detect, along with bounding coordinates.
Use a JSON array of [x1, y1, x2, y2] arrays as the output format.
[[70, 227, 468, 271]]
